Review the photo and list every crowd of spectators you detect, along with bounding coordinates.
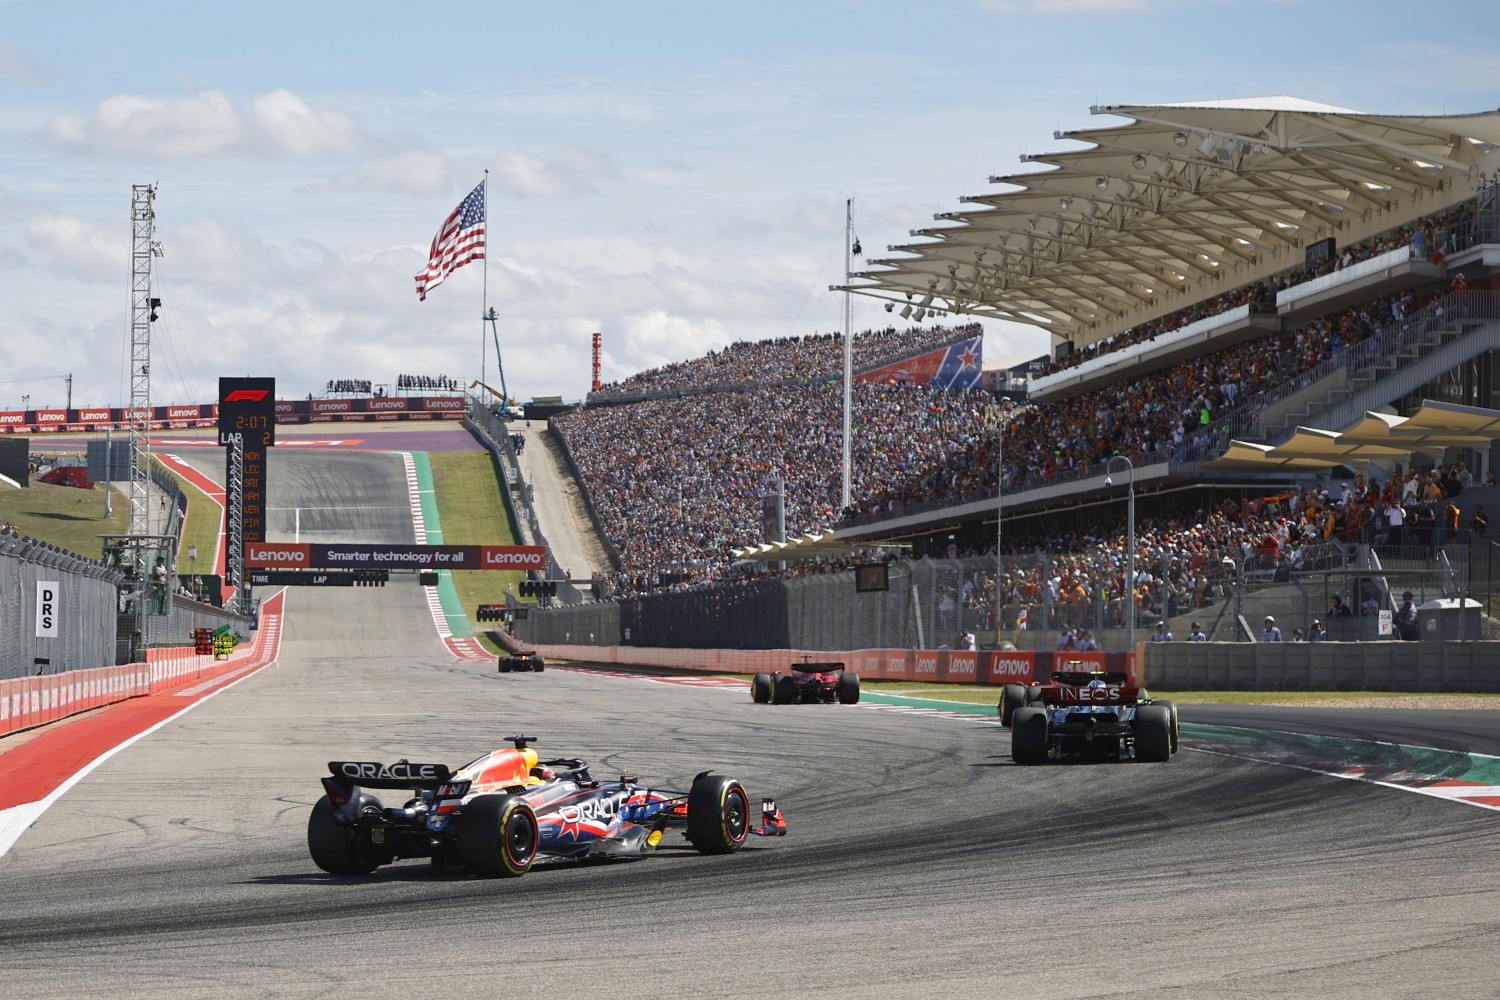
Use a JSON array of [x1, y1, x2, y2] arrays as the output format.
[[325, 379, 374, 394], [556, 381, 994, 594], [1034, 198, 1479, 379], [396, 374, 460, 392], [590, 324, 979, 400]]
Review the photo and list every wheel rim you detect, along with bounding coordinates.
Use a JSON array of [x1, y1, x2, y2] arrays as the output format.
[[503, 808, 537, 868], [723, 787, 749, 845]]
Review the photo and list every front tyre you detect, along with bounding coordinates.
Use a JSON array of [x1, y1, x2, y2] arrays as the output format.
[[307, 795, 383, 875], [836, 672, 860, 705], [458, 794, 539, 876], [997, 683, 1027, 727], [686, 774, 750, 855]]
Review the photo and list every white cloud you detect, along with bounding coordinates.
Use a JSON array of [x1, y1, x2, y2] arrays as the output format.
[[0, 42, 51, 85], [25, 211, 117, 283], [40, 88, 383, 160]]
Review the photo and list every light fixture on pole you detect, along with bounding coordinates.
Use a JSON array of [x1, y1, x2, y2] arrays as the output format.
[[993, 397, 1013, 644], [1105, 455, 1136, 651], [188, 543, 198, 633]]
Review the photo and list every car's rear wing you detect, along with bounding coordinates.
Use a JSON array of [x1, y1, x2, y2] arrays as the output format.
[[790, 662, 845, 673], [327, 760, 453, 790], [1050, 670, 1130, 686], [1037, 683, 1141, 707]]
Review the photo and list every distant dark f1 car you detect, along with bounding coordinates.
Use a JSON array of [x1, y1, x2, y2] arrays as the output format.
[[307, 736, 786, 877], [498, 651, 545, 673], [996, 670, 1179, 765], [750, 661, 860, 705]]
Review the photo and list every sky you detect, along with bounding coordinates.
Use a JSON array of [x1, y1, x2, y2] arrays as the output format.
[[2, 0, 1498, 410]]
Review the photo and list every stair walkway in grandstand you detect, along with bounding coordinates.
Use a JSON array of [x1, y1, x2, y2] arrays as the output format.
[[513, 420, 612, 581]]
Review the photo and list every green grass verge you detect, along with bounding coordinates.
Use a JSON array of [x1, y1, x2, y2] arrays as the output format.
[[429, 450, 527, 654], [154, 461, 219, 571], [862, 681, 1500, 706], [0, 480, 128, 559]]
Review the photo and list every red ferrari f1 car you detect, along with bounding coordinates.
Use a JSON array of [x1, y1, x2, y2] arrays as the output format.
[[307, 736, 786, 877], [750, 660, 860, 705]]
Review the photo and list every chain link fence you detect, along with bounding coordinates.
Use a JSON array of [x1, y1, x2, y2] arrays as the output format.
[[0, 529, 126, 680]]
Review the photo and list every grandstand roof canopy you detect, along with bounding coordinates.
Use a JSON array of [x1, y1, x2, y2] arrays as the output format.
[[731, 530, 907, 564], [1206, 400, 1500, 469], [848, 99, 1500, 337]]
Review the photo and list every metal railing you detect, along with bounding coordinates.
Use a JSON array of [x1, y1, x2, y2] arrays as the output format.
[[0, 528, 127, 680]]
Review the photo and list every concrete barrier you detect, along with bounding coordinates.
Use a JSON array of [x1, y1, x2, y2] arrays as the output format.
[[531, 645, 1137, 686], [1142, 641, 1500, 692]]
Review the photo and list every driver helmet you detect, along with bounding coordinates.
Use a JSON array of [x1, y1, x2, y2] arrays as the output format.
[[529, 765, 556, 783], [1087, 678, 1107, 690]]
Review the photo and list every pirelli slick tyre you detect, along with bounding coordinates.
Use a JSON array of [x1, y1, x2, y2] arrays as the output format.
[[836, 671, 861, 705], [1134, 705, 1173, 763], [750, 673, 773, 704], [1011, 706, 1050, 766], [1024, 684, 1043, 704], [686, 774, 751, 855], [458, 794, 539, 877], [1155, 699, 1180, 753], [997, 683, 1027, 727], [531, 657, 545, 673], [307, 795, 384, 876], [773, 675, 797, 705]]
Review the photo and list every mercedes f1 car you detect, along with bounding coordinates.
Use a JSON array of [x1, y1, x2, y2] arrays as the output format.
[[498, 651, 545, 672], [997, 670, 1179, 765], [306, 736, 786, 877], [750, 660, 860, 705]]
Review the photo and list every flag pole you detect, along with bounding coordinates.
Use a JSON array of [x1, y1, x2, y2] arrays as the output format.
[[480, 170, 489, 404]]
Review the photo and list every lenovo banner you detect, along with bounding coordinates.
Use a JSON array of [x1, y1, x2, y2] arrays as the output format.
[[34, 409, 68, 424], [245, 542, 546, 571], [419, 397, 465, 411], [366, 398, 410, 412], [310, 398, 354, 414]]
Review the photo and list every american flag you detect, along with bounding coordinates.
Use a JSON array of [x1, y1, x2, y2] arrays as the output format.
[[414, 181, 486, 301]]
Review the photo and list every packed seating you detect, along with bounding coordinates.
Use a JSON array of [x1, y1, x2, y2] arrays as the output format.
[[1034, 199, 1478, 378], [590, 324, 979, 400]]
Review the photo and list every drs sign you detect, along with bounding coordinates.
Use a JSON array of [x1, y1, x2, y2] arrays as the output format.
[[36, 581, 59, 638]]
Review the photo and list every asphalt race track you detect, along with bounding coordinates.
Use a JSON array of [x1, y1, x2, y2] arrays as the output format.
[[2, 450, 1498, 999]]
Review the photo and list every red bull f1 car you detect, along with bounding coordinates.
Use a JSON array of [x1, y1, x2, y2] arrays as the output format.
[[498, 651, 545, 672], [997, 670, 1179, 765], [307, 736, 787, 877], [750, 661, 860, 705]]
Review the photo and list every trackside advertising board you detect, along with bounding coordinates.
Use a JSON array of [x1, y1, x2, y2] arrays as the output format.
[[245, 542, 546, 571]]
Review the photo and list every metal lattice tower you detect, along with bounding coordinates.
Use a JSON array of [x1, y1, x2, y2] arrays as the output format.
[[128, 184, 159, 544], [225, 434, 245, 611]]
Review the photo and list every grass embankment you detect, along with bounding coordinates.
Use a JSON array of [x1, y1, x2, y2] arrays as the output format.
[[0, 480, 127, 559], [429, 450, 527, 653], [154, 462, 220, 571], [861, 681, 1500, 707]]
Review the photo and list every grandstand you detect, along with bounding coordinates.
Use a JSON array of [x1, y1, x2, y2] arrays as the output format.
[[529, 100, 1500, 649]]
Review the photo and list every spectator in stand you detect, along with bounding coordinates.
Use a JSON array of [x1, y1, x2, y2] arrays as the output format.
[[1472, 504, 1488, 540]]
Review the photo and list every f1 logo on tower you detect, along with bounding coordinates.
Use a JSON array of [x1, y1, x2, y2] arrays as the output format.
[[224, 389, 270, 403]]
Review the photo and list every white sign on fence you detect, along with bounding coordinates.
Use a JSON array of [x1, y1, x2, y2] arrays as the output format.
[[35, 581, 59, 638], [1377, 609, 1393, 637]]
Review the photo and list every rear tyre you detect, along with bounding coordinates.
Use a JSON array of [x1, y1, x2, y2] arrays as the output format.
[[457, 794, 539, 876], [1024, 684, 1042, 704], [1155, 699, 1180, 753], [1011, 706, 1049, 765], [997, 683, 1027, 727], [531, 657, 545, 673], [1134, 705, 1173, 763], [307, 795, 383, 875], [686, 774, 750, 855], [773, 675, 797, 705], [836, 672, 860, 705], [751, 673, 773, 704], [498, 659, 512, 673]]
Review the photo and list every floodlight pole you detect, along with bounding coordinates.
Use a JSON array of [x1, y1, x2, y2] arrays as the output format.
[[841, 197, 854, 514], [994, 403, 1005, 641], [1107, 455, 1136, 650]]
